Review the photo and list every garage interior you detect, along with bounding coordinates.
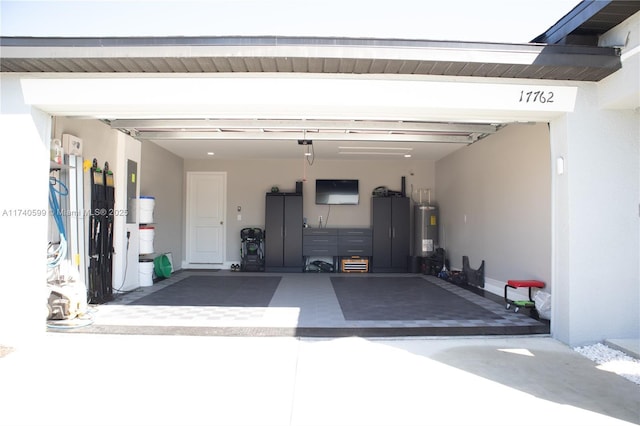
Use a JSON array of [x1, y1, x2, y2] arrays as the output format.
[[41, 98, 559, 336]]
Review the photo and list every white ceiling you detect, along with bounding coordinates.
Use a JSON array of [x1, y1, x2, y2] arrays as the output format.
[[145, 137, 469, 161], [109, 118, 502, 161]]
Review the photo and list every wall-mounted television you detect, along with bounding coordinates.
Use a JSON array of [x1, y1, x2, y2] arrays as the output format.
[[315, 179, 359, 205]]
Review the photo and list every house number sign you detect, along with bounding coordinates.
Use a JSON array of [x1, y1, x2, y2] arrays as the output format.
[[518, 90, 555, 104]]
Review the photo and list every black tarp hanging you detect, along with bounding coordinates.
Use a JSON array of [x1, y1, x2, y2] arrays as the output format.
[[88, 159, 114, 304]]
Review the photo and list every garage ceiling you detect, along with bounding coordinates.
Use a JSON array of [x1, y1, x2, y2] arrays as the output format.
[[107, 118, 503, 161]]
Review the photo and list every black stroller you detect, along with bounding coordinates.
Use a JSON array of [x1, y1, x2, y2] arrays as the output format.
[[240, 228, 265, 272]]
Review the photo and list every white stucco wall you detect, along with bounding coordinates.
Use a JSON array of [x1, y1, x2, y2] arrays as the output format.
[[0, 75, 51, 345], [597, 11, 640, 110], [549, 11, 640, 346], [550, 85, 639, 346]]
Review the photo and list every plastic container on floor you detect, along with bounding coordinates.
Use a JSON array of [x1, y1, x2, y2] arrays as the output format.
[[139, 259, 154, 287]]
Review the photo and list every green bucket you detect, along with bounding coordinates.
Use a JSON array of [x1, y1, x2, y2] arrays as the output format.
[[153, 254, 172, 278]]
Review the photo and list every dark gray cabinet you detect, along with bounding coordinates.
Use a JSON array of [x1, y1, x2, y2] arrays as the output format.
[[303, 227, 372, 272], [303, 228, 372, 257], [337, 228, 372, 257], [303, 228, 338, 257], [372, 197, 410, 272], [265, 193, 303, 271]]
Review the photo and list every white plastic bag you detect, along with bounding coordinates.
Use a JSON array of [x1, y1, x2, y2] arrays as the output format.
[[534, 291, 551, 320]]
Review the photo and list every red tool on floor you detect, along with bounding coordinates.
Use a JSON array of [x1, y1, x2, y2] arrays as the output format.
[[504, 280, 545, 312]]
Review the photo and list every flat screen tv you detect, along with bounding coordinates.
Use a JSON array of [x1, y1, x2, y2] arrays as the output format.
[[315, 179, 359, 205]]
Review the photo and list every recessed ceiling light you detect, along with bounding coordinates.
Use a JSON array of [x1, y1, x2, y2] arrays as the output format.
[[207, 152, 215, 156], [338, 146, 414, 156], [404, 154, 412, 158], [339, 152, 407, 156], [338, 146, 412, 151]]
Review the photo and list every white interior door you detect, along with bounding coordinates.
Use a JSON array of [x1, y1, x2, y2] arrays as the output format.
[[186, 172, 226, 264]]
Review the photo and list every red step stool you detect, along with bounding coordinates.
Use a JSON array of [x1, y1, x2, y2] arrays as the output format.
[[505, 280, 545, 312]]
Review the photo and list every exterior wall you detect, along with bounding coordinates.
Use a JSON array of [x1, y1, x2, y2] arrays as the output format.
[[0, 75, 52, 344], [549, 12, 640, 346], [550, 85, 639, 346], [140, 141, 184, 271], [597, 11, 640, 110], [435, 123, 552, 297], [184, 158, 434, 265]]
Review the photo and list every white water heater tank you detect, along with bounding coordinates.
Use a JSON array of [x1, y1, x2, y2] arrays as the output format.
[[414, 204, 439, 256]]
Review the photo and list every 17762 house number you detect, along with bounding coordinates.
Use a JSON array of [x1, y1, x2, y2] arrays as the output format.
[[519, 89, 555, 104]]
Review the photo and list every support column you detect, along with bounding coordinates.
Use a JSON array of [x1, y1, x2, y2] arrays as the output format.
[[550, 85, 639, 346], [0, 76, 52, 345]]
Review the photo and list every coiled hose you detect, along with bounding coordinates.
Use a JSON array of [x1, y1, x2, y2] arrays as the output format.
[[48, 176, 68, 269]]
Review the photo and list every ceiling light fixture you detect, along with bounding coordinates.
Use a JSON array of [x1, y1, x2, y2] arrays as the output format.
[[298, 129, 312, 145], [338, 146, 412, 151], [338, 152, 409, 156], [299, 129, 315, 165], [207, 152, 214, 156]]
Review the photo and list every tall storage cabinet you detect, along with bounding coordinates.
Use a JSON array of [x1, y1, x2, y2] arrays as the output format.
[[372, 196, 410, 272], [265, 193, 303, 271]]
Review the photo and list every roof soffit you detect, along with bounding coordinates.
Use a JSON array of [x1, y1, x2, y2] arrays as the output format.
[[0, 36, 621, 82]]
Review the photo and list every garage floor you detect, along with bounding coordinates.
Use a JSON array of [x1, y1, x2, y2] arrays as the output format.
[[59, 271, 549, 337]]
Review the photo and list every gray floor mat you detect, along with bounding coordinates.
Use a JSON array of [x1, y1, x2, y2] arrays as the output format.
[[331, 276, 503, 320], [128, 275, 281, 307]]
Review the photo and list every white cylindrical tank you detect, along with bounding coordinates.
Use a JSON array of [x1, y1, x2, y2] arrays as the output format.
[[139, 226, 155, 254], [414, 204, 439, 256], [138, 196, 155, 224], [139, 259, 154, 287]]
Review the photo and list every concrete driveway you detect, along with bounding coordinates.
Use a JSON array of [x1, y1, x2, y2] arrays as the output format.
[[1, 333, 638, 426]]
